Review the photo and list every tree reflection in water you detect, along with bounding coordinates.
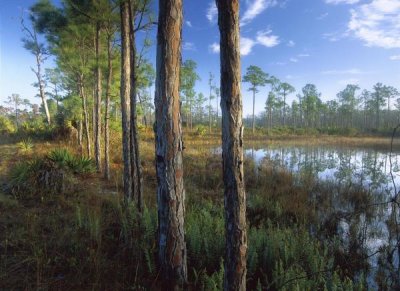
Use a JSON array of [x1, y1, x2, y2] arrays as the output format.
[[245, 145, 400, 289]]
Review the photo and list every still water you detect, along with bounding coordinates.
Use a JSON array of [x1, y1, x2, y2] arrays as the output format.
[[245, 146, 400, 194], [243, 145, 400, 287]]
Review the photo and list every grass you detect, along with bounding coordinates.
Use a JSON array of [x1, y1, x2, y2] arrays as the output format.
[[0, 128, 393, 290]]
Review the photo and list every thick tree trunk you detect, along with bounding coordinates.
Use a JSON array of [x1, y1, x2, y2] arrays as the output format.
[[120, 0, 133, 200], [155, 0, 187, 287], [104, 35, 112, 180], [95, 22, 102, 172], [129, 1, 143, 212], [216, 1, 247, 290]]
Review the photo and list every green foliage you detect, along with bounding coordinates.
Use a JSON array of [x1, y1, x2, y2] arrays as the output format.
[[17, 138, 34, 153], [48, 148, 95, 174], [243, 65, 269, 91], [194, 124, 207, 136], [0, 115, 16, 134]]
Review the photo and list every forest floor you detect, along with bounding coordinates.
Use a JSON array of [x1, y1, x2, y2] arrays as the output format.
[[0, 130, 396, 289]]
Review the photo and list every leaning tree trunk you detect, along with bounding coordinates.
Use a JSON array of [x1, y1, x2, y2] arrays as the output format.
[[104, 34, 113, 180], [129, 0, 143, 212], [94, 21, 102, 172], [216, 0, 247, 290], [120, 0, 133, 200], [154, 0, 187, 288]]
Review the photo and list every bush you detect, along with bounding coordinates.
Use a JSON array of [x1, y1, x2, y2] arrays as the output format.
[[17, 138, 34, 153], [195, 125, 207, 136], [8, 149, 95, 198], [48, 148, 95, 174], [0, 116, 16, 135]]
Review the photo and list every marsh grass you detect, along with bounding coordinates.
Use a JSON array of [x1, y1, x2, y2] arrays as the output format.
[[0, 130, 380, 290]]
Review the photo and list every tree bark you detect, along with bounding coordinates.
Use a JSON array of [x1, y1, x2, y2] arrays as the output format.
[[37, 60, 51, 125], [120, 0, 133, 200], [216, 0, 247, 290], [95, 21, 102, 172], [252, 89, 255, 134], [78, 75, 91, 157], [129, 0, 143, 213], [155, 0, 187, 287], [104, 34, 112, 180]]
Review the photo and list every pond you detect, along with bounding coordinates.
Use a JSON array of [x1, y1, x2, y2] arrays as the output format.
[[245, 146, 400, 194], [240, 145, 400, 288]]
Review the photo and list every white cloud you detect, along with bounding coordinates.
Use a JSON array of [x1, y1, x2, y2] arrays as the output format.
[[183, 42, 196, 51], [338, 78, 360, 85], [209, 42, 220, 53], [290, 58, 298, 63], [209, 29, 280, 56], [326, 0, 360, 4], [317, 12, 329, 20], [321, 68, 368, 75], [256, 30, 280, 47], [240, 0, 277, 26], [287, 40, 295, 47], [241, 37, 256, 56], [348, 0, 400, 48], [390, 55, 400, 60], [322, 31, 348, 42], [185, 21, 192, 28], [206, 2, 217, 23]]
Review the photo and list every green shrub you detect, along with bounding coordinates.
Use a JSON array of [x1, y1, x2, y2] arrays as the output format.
[[0, 115, 16, 134], [195, 125, 207, 136], [17, 138, 34, 153], [48, 148, 95, 174]]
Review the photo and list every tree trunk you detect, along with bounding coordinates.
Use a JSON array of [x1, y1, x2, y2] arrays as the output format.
[[216, 1, 247, 290], [104, 34, 112, 180], [129, 0, 143, 212], [252, 89, 255, 134], [37, 61, 51, 125], [154, 0, 187, 287], [95, 21, 102, 172], [283, 93, 286, 126], [120, 1, 133, 200], [79, 76, 91, 157]]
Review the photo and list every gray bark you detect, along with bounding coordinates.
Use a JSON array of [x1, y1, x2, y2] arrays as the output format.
[[129, 0, 143, 213], [216, 0, 248, 290], [104, 34, 112, 180], [155, 0, 187, 287], [95, 22, 102, 172], [120, 0, 133, 200], [79, 75, 91, 157]]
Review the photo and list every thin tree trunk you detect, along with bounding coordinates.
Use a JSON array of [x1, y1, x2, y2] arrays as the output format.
[[252, 89, 255, 134], [104, 34, 112, 180], [120, 1, 133, 200], [129, 0, 143, 213], [78, 117, 83, 146], [155, 0, 187, 287], [79, 76, 91, 157], [37, 66, 51, 125], [95, 21, 102, 172], [216, 1, 247, 290], [283, 93, 286, 126]]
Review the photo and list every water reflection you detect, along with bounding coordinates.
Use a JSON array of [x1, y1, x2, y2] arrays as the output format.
[[246, 146, 400, 194], [245, 145, 400, 288]]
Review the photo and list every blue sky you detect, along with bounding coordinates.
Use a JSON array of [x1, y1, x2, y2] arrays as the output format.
[[1, 0, 400, 117]]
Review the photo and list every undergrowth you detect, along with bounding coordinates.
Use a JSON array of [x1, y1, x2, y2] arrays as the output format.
[[0, 138, 373, 290]]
